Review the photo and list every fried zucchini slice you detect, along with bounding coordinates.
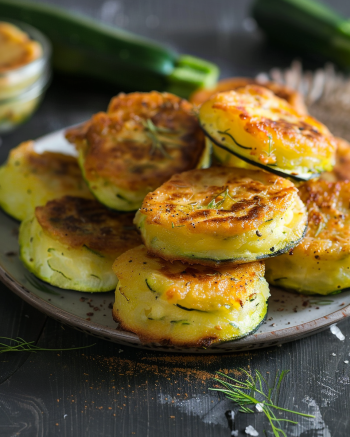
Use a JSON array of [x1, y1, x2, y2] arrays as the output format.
[[190, 77, 308, 114], [199, 85, 336, 180], [112, 245, 270, 347], [266, 180, 350, 295], [65, 92, 210, 211], [0, 140, 92, 221], [321, 137, 350, 182], [134, 167, 307, 266], [19, 196, 141, 292]]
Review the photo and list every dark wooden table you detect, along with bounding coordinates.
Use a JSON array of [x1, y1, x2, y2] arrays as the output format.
[[2, 1, 350, 436]]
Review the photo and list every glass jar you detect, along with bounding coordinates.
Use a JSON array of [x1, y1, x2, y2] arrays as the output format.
[[0, 20, 51, 133]]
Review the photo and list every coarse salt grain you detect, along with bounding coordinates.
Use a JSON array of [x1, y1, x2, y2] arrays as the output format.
[[256, 403, 264, 412], [332, 353, 336, 356], [344, 360, 349, 364], [231, 431, 238, 437], [330, 324, 345, 341], [245, 425, 259, 436]]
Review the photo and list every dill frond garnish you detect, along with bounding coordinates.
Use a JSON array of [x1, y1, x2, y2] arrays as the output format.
[[171, 222, 185, 228], [309, 299, 334, 306], [0, 337, 95, 354], [142, 118, 183, 158], [207, 187, 234, 209], [264, 135, 276, 158], [211, 369, 314, 437], [315, 221, 325, 237]]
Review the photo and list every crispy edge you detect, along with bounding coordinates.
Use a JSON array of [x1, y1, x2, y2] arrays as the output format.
[[190, 77, 308, 114]]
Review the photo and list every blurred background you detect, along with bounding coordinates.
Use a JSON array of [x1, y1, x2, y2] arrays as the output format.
[[23, 0, 350, 77]]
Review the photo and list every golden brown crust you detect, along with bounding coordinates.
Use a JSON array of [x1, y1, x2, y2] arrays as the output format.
[[139, 166, 298, 235], [65, 92, 205, 193], [158, 260, 264, 307], [211, 86, 334, 163], [19, 142, 81, 178], [9, 140, 92, 197], [64, 121, 92, 146], [297, 180, 350, 258], [190, 77, 308, 114], [35, 196, 141, 255]]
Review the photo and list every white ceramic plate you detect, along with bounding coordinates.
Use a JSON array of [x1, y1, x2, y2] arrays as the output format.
[[3, 65, 350, 353]]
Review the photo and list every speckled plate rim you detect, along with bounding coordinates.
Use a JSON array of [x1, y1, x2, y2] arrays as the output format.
[[2, 260, 350, 353]]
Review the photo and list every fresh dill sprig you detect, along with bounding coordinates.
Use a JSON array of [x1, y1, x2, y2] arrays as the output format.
[[0, 337, 95, 354], [207, 187, 234, 209], [309, 299, 334, 306], [210, 369, 314, 437], [171, 222, 185, 228], [264, 135, 275, 157], [314, 221, 325, 237], [141, 119, 183, 158]]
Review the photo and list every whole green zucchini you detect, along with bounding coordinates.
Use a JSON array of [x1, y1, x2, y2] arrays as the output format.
[[252, 0, 350, 68], [1, 0, 219, 97]]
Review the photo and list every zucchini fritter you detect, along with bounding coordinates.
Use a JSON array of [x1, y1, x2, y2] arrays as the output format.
[[19, 196, 141, 292], [190, 77, 308, 114], [199, 85, 337, 180], [134, 167, 307, 266], [112, 245, 270, 347], [65, 92, 210, 211], [0, 141, 92, 221], [266, 180, 350, 295]]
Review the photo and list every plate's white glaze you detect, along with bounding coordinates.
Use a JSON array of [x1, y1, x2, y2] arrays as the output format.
[[3, 68, 350, 353]]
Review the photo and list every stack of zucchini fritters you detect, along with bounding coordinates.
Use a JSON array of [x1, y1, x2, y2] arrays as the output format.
[[1, 81, 350, 348]]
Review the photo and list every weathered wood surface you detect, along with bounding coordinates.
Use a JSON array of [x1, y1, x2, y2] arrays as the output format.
[[1, 0, 350, 436]]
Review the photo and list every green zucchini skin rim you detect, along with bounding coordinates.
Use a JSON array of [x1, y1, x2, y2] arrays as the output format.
[[19, 248, 116, 293], [200, 125, 318, 181], [217, 309, 268, 345], [82, 173, 139, 213], [173, 303, 269, 343], [155, 223, 308, 266], [77, 154, 141, 212]]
